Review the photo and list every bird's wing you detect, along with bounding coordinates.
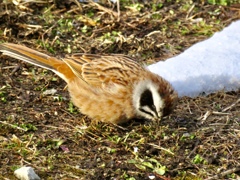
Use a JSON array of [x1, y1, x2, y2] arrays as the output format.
[[62, 54, 144, 88]]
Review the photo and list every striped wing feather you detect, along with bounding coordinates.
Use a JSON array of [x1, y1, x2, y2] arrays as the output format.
[[63, 54, 144, 87]]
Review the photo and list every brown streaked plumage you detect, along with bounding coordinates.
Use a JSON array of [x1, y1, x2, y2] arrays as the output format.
[[0, 43, 178, 124]]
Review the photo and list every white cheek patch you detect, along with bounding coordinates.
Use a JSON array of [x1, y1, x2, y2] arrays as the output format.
[[148, 83, 164, 116], [132, 81, 147, 110], [133, 80, 164, 119], [138, 106, 155, 120]]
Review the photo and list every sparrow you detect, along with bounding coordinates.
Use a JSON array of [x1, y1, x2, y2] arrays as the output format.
[[0, 43, 178, 124]]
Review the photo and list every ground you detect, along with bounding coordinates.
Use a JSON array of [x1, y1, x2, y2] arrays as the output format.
[[0, 1, 240, 179]]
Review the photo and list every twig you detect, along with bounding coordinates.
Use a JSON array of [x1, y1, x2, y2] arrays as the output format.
[[2, 65, 19, 69], [111, 123, 128, 131], [146, 31, 161, 37], [148, 143, 175, 155], [0, 120, 27, 131], [212, 111, 230, 115], [116, 0, 120, 21], [36, 124, 71, 131], [10, 64, 21, 75], [73, 0, 83, 12], [198, 111, 212, 123], [186, 3, 195, 19], [204, 167, 240, 180], [187, 139, 200, 159], [222, 98, 240, 112], [198, 110, 231, 124], [25, 133, 34, 148], [88, 0, 118, 18]]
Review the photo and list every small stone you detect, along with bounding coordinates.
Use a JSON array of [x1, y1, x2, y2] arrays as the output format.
[[148, 175, 155, 179], [14, 167, 40, 180], [42, 88, 57, 95], [182, 133, 191, 137], [133, 147, 138, 153]]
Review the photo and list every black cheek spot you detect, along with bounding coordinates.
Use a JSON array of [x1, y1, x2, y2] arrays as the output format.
[[140, 89, 158, 117], [140, 89, 154, 107]]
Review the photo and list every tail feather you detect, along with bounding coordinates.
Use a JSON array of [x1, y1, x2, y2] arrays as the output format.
[[0, 43, 73, 82]]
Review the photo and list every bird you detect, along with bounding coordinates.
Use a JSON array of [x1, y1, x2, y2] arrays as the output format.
[[0, 43, 178, 124]]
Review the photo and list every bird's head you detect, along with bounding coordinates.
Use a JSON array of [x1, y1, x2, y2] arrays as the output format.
[[133, 77, 178, 121]]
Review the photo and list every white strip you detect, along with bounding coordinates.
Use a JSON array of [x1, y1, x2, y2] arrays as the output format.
[[148, 20, 240, 97]]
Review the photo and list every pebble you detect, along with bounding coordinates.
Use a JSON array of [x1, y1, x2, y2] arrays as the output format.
[[14, 167, 40, 180]]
